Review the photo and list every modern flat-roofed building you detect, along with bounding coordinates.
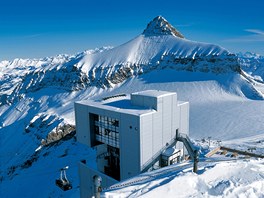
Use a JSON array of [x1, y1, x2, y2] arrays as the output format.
[[75, 90, 189, 197]]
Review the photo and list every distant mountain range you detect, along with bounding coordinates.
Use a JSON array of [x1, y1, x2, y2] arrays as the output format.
[[1, 16, 264, 198], [238, 51, 264, 82], [2, 16, 264, 106]]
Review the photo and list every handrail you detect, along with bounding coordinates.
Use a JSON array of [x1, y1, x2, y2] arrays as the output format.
[[220, 146, 264, 158], [205, 147, 221, 157], [141, 132, 197, 172], [102, 94, 126, 101], [176, 132, 197, 160]]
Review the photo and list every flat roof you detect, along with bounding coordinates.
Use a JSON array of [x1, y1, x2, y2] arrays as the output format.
[[131, 90, 176, 98], [76, 90, 187, 116], [76, 98, 155, 116], [178, 101, 189, 105]]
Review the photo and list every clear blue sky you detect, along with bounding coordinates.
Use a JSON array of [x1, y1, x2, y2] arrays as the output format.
[[1, 0, 264, 60]]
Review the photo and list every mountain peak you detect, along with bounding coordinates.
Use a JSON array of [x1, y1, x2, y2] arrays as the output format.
[[143, 16, 184, 38]]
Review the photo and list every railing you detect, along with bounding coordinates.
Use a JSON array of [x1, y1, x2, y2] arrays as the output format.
[[220, 146, 264, 159], [176, 132, 197, 160], [177, 133, 194, 149], [102, 93, 126, 101], [205, 147, 221, 157]]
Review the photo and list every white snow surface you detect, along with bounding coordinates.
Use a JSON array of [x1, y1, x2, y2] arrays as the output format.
[[238, 52, 264, 83], [103, 159, 264, 198], [1, 16, 264, 198], [1, 68, 264, 198], [78, 34, 227, 74]]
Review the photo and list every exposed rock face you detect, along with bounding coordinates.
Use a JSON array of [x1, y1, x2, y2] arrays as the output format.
[[143, 16, 185, 38], [0, 57, 90, 105], [88, 54, 241, 88], [0, 16, 242, 106]]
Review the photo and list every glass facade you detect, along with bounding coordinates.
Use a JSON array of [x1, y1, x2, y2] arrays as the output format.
[[90, 113, 121, 180], [104, 145, 120, 180], [90, 113, 120, 148]]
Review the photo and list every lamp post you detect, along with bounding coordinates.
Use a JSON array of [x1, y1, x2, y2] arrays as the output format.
[[93, 175, 102, 198], [208, 136, 212, 147]]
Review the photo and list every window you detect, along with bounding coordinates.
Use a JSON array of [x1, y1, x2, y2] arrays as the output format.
[[90, 113, 120, 148]]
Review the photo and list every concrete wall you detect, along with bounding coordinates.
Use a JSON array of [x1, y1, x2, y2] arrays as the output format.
[[178, 102, 190, 156], [76, 101, 141, 181], [79, 162, 118, 198], [171, 94, 179, 139], [75, 102, 122, 147], [162, 95, 172, 145], [140, 113, 153, 168], [119, 113, 140, 180], [131, 94, 158, 110], [96, 144, 108, 173], [152, 98, 163, 155], [178, 102, 189, 136], [75, 102, 90, 146], [139, 93, 183, 170]]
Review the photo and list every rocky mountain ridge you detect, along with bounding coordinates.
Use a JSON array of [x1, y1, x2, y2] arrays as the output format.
[[143, 16, 185, 38], [0, 16, 257, 107], [1, 16, 264, 198]]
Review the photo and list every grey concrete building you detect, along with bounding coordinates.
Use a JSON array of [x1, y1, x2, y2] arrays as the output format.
[[75, 90, 189, 197]]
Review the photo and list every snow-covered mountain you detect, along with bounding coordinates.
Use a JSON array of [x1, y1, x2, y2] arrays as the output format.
[[1, 16, 248, 106], [0, 47, 112, 106], [1, 16, 264, 198], [238, 52, 264, 82], [77, 16, 241, 87]]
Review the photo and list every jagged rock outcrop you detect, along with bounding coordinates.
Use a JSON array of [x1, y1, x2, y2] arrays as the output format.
[[143, 16, 184, 38]]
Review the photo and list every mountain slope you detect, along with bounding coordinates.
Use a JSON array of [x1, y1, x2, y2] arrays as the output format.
[[0, 47, 111, 105], [77, 16, 240, 87], [1, 16, 264, 198], [238, 52, 264, 82], [2, 16, 260, 109], [103, 159, 264, 197], [1, 69, 264, 197]]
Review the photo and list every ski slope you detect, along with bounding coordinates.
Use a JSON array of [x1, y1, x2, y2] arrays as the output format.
[[1, 16, 264, 198], [103, 159, 264, 198], [1, 67, 264, 198]]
